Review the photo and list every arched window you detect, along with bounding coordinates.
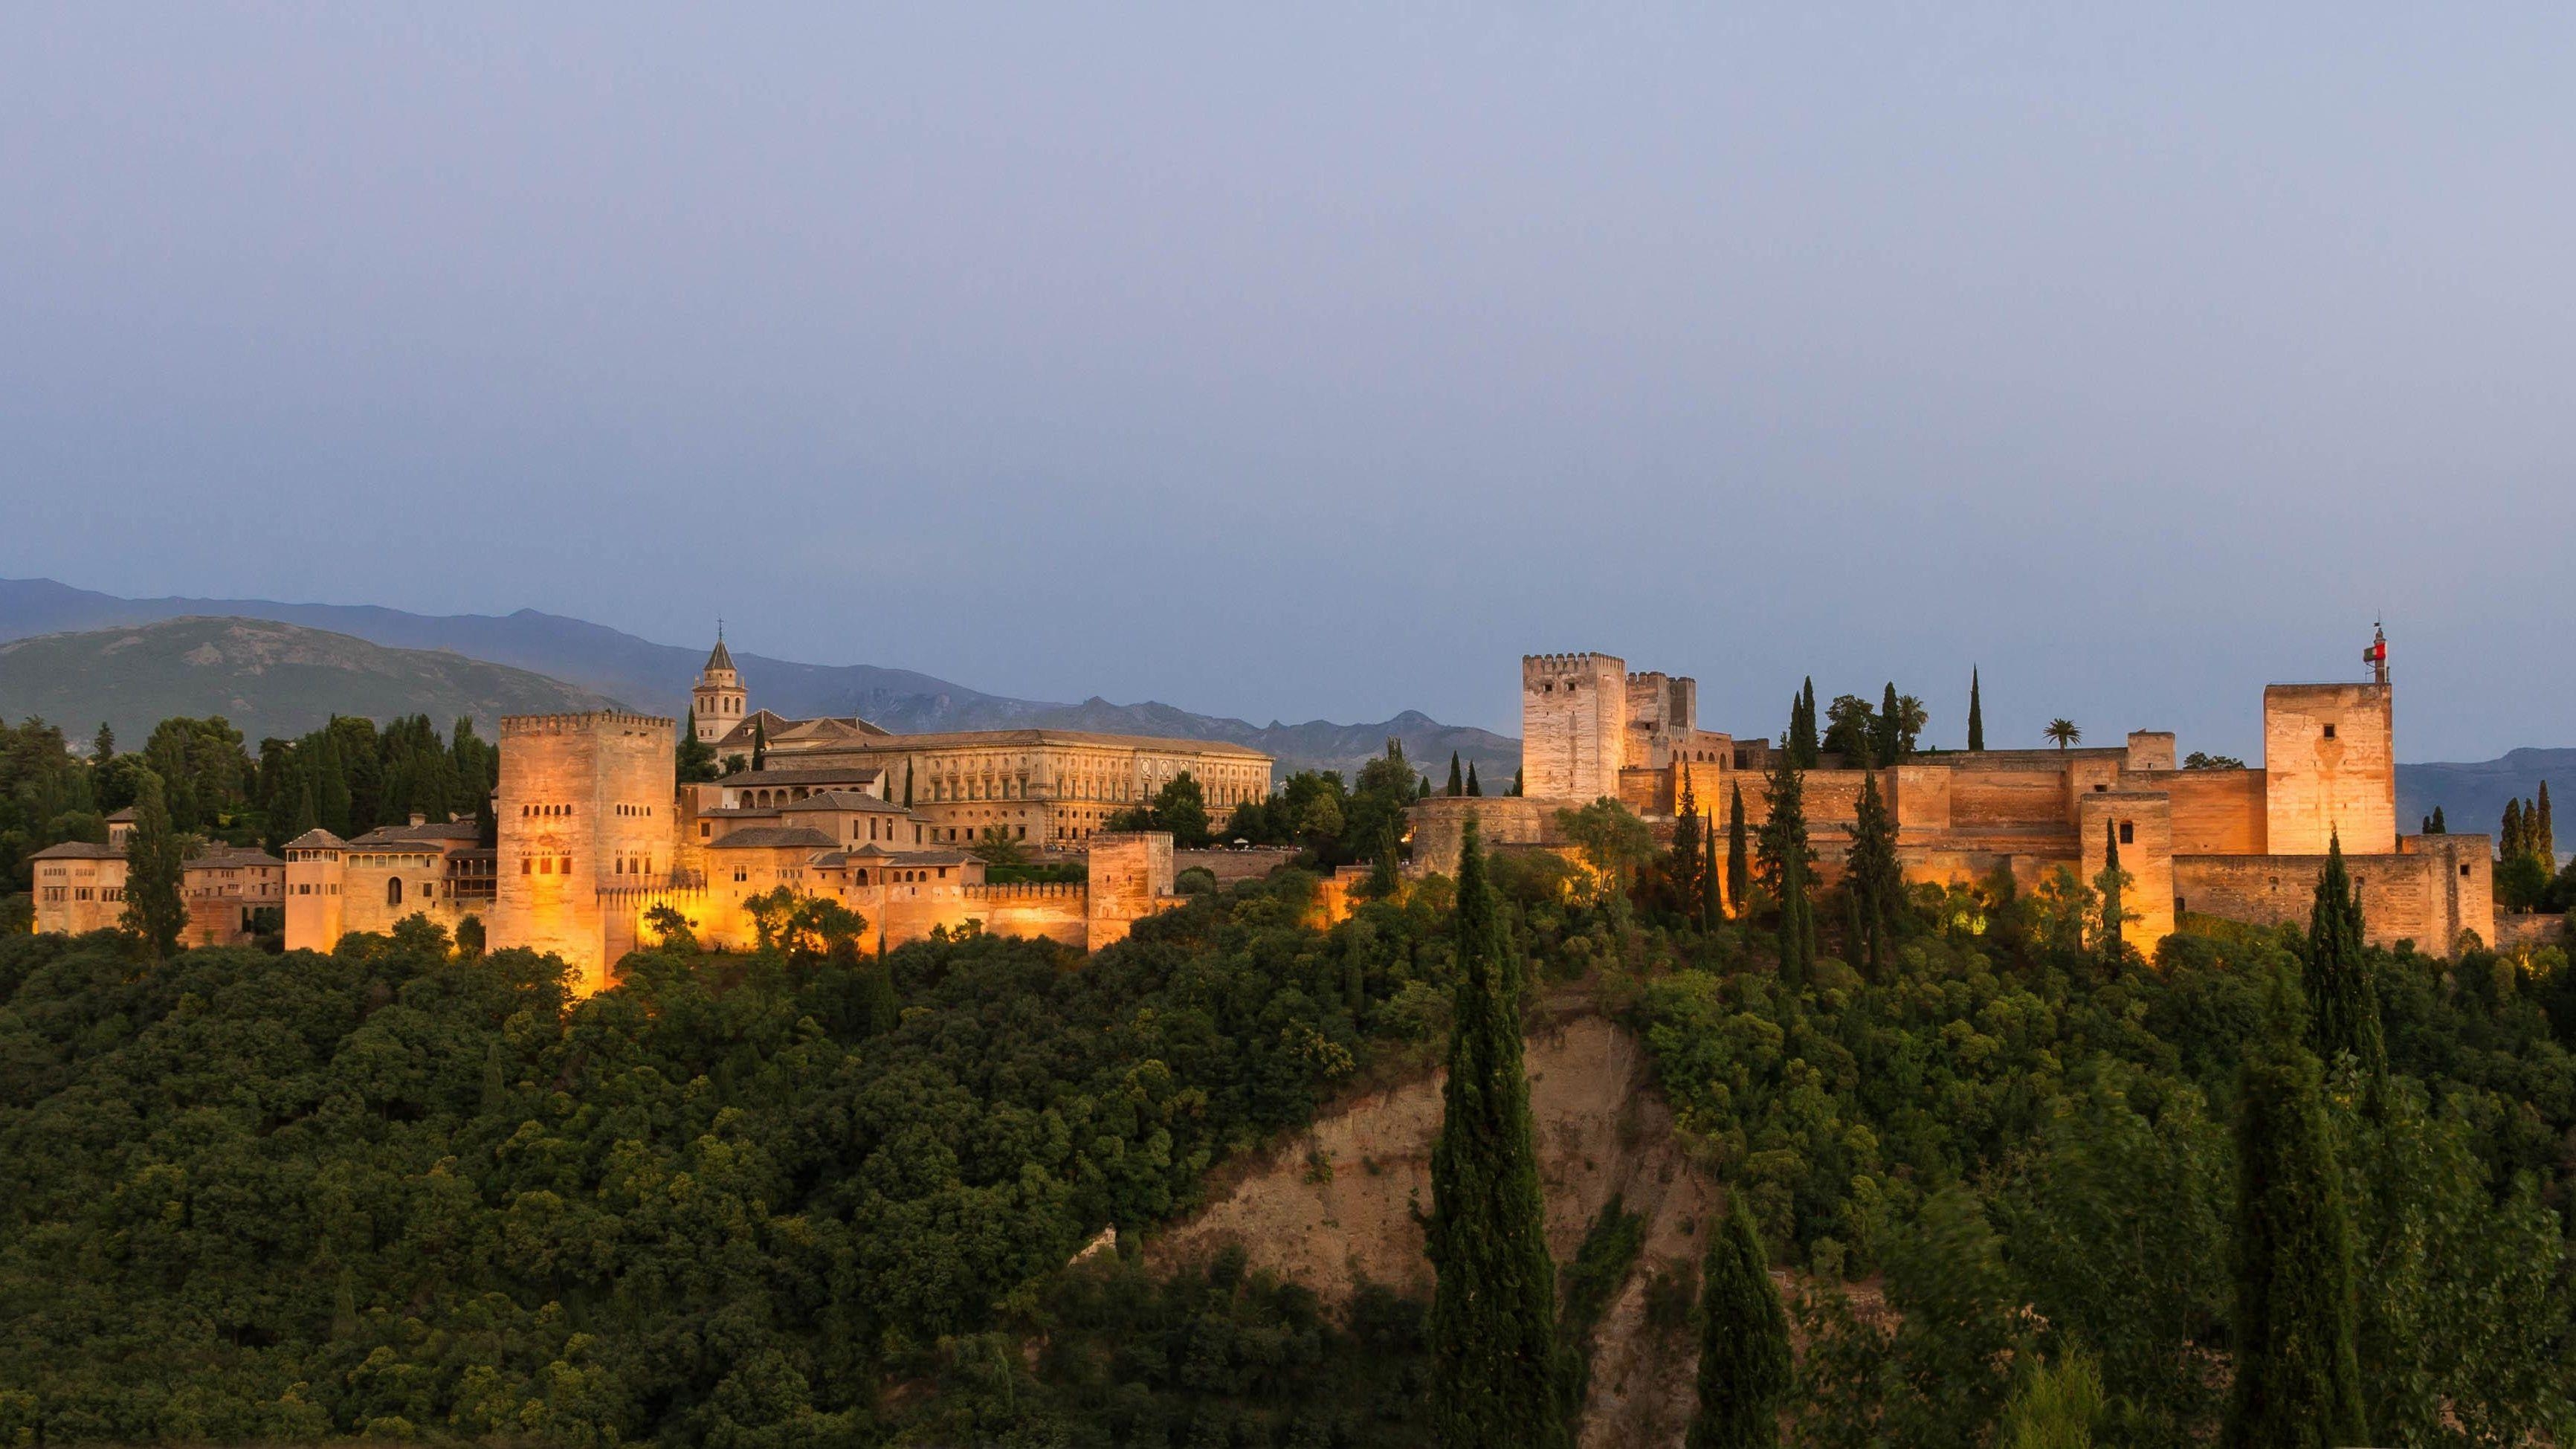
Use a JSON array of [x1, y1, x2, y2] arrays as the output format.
[[387, 877, 404, 906]]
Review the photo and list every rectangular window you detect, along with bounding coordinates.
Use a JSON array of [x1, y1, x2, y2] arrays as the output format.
[[2119, 822, 2134, 845], [2322, 723, 2337, 739]]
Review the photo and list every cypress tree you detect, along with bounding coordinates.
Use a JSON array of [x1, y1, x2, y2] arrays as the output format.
[[1701, 813, 1723, 930], [2302, 835, 2385, 1084], [1789, 680, 1821, 769], [1448, 752, 1465, 796], [1967, 667, 1985, 752], [1726, 784, 1749, 920], [2537, 781, 2555, 864], [309, 726, 352, 837], [1672, 772, 1703, 918], [1873, 681, 1902, 767], [118, 768, 189, 959], [1427, 816, 1566, 1449], [2429, 805, 2445, 834], [1512, 766, 1524, 798], [2096, 818, 2126, 966], [1688, 1195, 1792, 1449], [283, 772, 318, 845], [1758, 749, 1816, 984], [903, 761, 914, 808], [1844, 772, 1900, 978], [677, 709, 720, 784], [2221, 975, 2367, 1449], [752, 716, 768, 772], [91, 721, 114, 761], [1467, 761, 1482, 797]]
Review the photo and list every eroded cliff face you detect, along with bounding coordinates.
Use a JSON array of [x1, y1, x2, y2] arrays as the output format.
[[1148, 1011, 1714, 1449]]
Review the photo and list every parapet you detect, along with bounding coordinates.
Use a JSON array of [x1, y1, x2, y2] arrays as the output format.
[[500, 711, 677, 736], [1523, 652, 1627, 677]]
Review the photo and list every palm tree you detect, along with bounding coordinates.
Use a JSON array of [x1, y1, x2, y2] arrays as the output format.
[[2044, 718, 2082, 752]]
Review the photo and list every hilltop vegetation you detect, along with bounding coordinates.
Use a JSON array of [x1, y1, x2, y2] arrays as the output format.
[[2, 802, 2575, 1444], [0, 617, 622, 748]]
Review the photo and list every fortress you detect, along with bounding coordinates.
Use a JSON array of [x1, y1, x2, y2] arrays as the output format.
[[1411, 633, 2498, 957], [259, 639, 1271, 992]]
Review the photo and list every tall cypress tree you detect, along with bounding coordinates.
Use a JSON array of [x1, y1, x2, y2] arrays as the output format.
[[309, 726, 352, 837], [2096, 819, 2127, 966], [1672, 772, 1703, 918], [91, 721, 115, 762], [2428, 805, 2445, 834], [1844, 773, 1900, 978], [1701, 813, 1723, 930], [1726, 784, 1749, 920], [903, 761, 914, 808], [677, 709, 720, 784], [1466, 761, 1482, 797], [1789, 680, 1821, 769], [1758, 749, 1815, 984], [2537, 781, 2555, 864], [2222, 975, 2367, 1449], [2302, 835, 2385, 1084], [1688, 1195, 1793, 1449], [752, 716, 769, 772], [118, 767, 189, 959], [1967, 667, 1985, 752], [1448, 752, 1465, 796], [1873, 682, 1902, 767], [1511, 766, 1524, 798], [1427, 816, 1566, 1449]]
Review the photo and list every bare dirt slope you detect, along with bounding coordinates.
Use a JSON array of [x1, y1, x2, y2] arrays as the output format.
[[1149, 1008, 1715, 1448]]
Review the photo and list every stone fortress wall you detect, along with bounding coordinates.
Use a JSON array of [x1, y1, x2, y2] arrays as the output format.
[[1417, 637, 2498, 958]]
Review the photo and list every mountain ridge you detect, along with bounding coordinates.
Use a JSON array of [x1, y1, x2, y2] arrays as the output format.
[[0, 616, 625, 743], [0, 578, 1517, 780]]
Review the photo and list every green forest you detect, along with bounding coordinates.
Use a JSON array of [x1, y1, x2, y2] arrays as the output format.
[[4, 714, 2575, 1445]]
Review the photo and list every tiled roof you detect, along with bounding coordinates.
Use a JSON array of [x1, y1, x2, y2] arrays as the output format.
[[186, 847, 283, 869], [283, 828, 349, 850], [718, 764, 890, 788], [704, 636, 735, 673], [346, 821, 481, 847], [707, 826, 842, 851], [29, 841, 122, 860], [780, 790, 911, 814]]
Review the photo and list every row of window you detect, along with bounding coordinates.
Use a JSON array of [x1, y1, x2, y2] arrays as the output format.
[[522, 855, 575, 874], [614, 804, 656, 817], [37, 886, 122, 902]]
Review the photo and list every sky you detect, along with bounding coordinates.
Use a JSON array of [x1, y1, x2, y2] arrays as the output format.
[[3, 5, 2570, 762]]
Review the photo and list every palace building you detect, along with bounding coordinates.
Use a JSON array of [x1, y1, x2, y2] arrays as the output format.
[[1411, 630, 2499, 958], [261, 636, 1267, 992], [693, 638, 1274, 848]]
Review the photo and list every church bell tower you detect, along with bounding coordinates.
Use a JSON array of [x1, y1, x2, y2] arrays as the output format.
[[693, 629, 745, 744]]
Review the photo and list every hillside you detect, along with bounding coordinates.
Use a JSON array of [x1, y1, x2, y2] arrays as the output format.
[[1152, 1009, 1714, 1448], [2398, 746, 2575, 851], [0, 577, 1519, 778], [0, 616, 626, 743]]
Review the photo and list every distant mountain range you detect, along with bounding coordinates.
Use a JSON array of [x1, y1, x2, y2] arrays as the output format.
[[4, 578, 2560, 821], [0, 578, 1517, 780], [2398, 748, 2574, 854], [0, 616, 622, 743]]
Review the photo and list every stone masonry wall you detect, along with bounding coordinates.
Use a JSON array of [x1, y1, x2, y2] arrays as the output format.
[[1523, 653, 1627, 802]]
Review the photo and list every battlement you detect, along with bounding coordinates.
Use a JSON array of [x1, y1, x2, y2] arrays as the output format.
[[502, 711, 675, 736], [961, 881, 1086, 901], [1523, 652, 1626, 677]]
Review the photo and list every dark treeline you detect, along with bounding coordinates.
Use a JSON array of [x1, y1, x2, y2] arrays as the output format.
[[0, 872, 1485, 1446], [0, 714, 501, 893]]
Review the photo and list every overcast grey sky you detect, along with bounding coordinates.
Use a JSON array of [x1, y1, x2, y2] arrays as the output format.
[[3, 4, 2569, 760]]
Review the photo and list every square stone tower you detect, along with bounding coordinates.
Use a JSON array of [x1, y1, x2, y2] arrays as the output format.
[[491, 711, 677, 994], [2263, 683, 2395, 856], [1522, 653, 1627, 802]]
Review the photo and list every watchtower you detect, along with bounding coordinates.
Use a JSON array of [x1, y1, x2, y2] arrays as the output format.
[[1522, 653, 1627, 802], [2263, 630, 2397, 855], [491, 711, 677, 994]]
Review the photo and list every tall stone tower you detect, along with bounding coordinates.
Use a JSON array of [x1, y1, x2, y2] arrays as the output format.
[[1522, 653, 1627, 802], [2263, 681, 2396, 856], [693, 633, 745, 745], [491, 711, 677, 995]]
